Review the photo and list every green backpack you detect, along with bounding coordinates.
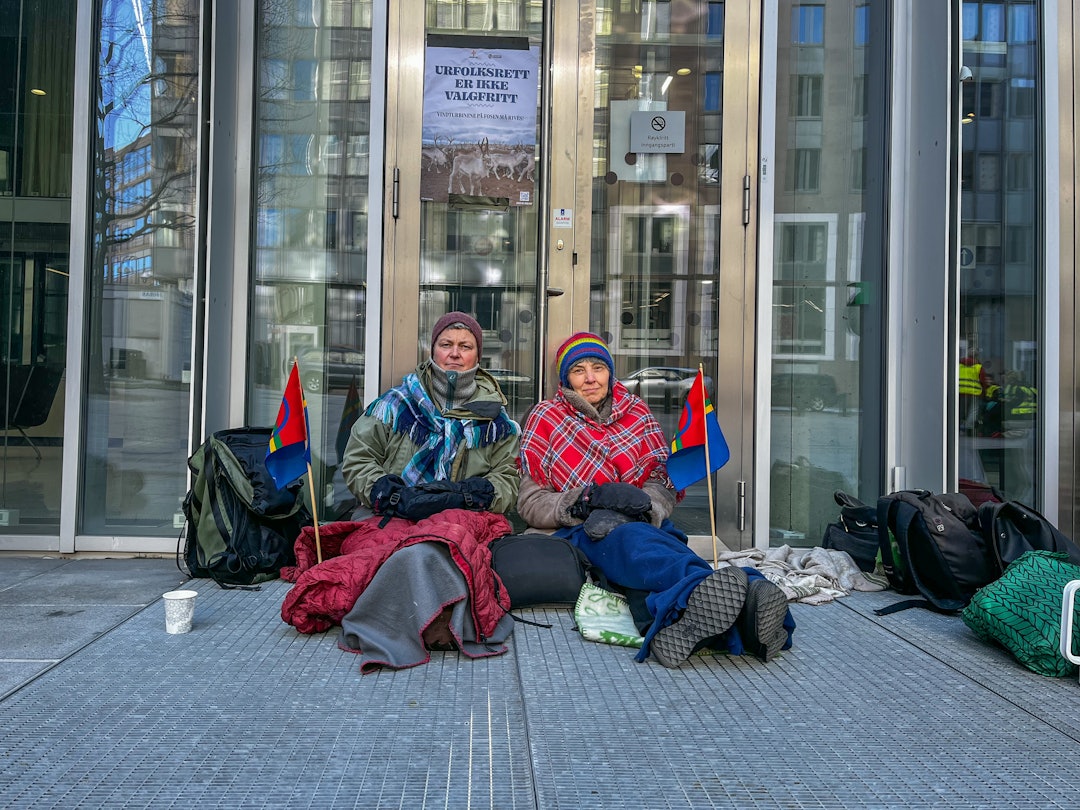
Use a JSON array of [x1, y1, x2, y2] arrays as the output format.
[[181, 428, 311, 588], [962, 550, 1080, 677]]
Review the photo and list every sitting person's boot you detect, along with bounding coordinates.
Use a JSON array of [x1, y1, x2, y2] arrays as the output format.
[[650, 566, 748, 667], [737, 577, 789, 662]]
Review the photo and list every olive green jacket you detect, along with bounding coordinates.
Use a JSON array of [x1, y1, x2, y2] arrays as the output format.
[[341, 363, 520, 514]]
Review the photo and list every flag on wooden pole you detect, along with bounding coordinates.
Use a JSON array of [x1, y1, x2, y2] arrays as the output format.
[[265, 361, 312, 489], [666, 369, 730, 491], [266, 359, 323, 563]]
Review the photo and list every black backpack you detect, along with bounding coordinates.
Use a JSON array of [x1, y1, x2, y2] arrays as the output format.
[[875, 490, 997, 614], [181, 428, 311, 588], [821, 490, 879, 572], [977, 500, 1080, 575]]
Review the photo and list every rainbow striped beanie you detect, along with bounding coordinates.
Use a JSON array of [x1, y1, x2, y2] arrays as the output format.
[[555, 332, 614, 386]]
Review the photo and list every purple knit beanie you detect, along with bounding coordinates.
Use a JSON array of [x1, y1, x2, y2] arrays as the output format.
[[431, 311, 483, 355]]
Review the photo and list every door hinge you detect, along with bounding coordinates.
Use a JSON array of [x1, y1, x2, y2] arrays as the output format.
[[737, 480, 746, 532], [392, 167, 400, 219], [742, 174, 751, 226]]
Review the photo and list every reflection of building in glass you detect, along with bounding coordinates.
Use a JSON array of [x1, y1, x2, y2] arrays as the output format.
[[251, 4, 375, 384], [956, 0, 1040, 503], [772, 0, 877, 409], [97, 9, 199, 382], [591, 2, 722, 366], [767, 1, 886, 541], [959, 1, 1039, 393]]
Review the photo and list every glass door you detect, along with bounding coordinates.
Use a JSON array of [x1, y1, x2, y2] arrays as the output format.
[[957, 0, 1043, 505], [384, 1, 761, 547], [574, 0, 761, 547], [383, 1, 544, 427]]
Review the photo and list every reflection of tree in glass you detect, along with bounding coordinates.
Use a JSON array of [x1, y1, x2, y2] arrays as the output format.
[[87, 0, 202, 393]]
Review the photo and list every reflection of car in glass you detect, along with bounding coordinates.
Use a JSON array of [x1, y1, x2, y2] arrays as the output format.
[[295, 346, 363, 393], [486, 368, 535, 402], [771, 370, 838, 412], [624, 367, 714, 411]]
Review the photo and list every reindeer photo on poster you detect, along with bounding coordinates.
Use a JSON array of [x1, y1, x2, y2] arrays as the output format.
[[421, 35, 539, 206]]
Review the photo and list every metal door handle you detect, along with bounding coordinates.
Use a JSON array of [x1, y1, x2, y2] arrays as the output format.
[[546, 287, 564, 297]]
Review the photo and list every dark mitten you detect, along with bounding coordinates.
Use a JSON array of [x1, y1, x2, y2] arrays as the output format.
[[458, 477, 495, 510], [583, 508, 633, 540], [588, 482, 652, 520], [370, 474, 406, 515], [395, 481, 468, 522], [568, 485, 594, 521]]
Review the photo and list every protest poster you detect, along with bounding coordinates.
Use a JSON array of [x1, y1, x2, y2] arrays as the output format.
[[421, 35, 540, 206]]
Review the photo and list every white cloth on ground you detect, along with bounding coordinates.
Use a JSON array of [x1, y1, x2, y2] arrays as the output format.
[[718, 544, 887, 604]]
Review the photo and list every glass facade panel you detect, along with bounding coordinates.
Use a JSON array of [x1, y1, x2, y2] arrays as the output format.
[[958, 0, 1041, 503], [0, 0, 74, 534], [418, 0, 544, 427], [249, 0, 376, 518], [590, 0, 725, 535], [81, 0, 201, 534], [770, 0, 886, 546]]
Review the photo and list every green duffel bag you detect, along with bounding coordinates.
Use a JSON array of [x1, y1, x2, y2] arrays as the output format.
[[962, 550, 1080, 677]]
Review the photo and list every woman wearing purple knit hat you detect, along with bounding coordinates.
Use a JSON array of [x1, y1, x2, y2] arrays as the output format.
[[341, 311, 520, 519], [332, 312, 521, 670], [516, 331, 793, 667]]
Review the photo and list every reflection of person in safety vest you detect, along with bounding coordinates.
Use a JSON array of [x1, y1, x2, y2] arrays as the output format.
[[1002, 371, 1037, 419], [959, 350, 993, 431]]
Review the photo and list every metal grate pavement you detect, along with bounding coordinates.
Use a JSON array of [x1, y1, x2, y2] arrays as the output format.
[[1, 562, 1079, 808]]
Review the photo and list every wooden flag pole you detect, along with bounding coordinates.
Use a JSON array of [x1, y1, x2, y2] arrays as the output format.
[[305, 461, 323, 565], [293, 355, 323, 565], [699, 363, 719, 568]]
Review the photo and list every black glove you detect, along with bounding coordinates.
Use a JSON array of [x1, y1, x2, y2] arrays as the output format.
[[395, 481, 467, 522], [583, 509, 633, 540], [370, 474, 406, 515], [568, 487, 593, 521], [371, 476, 495, 524], [587, 482, 652, 521], [457, 477, 495, 511], [395, 478, 497, 521]]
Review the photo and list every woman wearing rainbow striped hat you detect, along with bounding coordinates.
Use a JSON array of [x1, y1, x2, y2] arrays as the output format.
[[518, 332, 791, 667]]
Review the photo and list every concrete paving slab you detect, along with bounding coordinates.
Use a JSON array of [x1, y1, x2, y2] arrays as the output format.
[[0, 558, 188, 607], [0, 556, 67, 589], [1, 604, 151, 661]]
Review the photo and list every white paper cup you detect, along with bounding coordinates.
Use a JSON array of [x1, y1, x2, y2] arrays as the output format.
[[162, 589, 198, 634]]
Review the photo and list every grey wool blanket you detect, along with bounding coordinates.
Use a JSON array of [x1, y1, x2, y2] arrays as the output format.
[[338, 542, 514, 673]]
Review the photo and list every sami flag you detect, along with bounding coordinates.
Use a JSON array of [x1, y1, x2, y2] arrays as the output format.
[[335, 376, 361, 464], [666, 369, 730, 491], [266, 362, 311, 489]]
